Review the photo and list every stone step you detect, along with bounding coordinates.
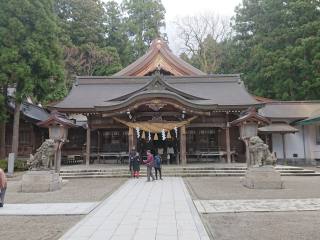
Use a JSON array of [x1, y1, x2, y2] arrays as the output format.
[[60, 171, 320, 179], [60, 166, 305, 173], [60, 169, 314, 175]]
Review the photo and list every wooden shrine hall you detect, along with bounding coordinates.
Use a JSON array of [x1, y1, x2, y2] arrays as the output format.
[[52, 38, 261, 165]]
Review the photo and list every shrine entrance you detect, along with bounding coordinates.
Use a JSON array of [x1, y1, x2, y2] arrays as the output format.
[[137, 129, 179, 164]]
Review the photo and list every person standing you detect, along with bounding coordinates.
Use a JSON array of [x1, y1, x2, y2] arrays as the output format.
[[133, 152, 140, 178], [0, 168, 7, 208], [154, 153, 163, 180], [144, 150, 155, 182], [129, 148, 136, 177]]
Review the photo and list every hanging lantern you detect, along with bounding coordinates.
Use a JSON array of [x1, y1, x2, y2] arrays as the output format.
[[148, 131, 151, 141], [141, 131, 146, 139], [161, 129, 166, 140], [154, 133, 159, 141], [167, 131, 172, 139]]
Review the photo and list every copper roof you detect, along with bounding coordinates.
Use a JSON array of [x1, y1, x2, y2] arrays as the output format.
[[114, 38, 205, 76]]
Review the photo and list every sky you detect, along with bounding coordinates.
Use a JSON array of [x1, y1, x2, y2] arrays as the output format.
[[161, 0, 242, 53], [105, 0, 243, 53]]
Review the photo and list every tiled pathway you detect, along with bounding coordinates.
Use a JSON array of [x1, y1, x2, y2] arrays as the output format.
[[195, 198, 320, 213], [0, 202, 98, 215], [60, 177, 210, 240]]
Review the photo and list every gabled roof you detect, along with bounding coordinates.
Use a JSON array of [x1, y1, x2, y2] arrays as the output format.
[[114, 38, 205, 76], [259, 101, 320, 120], [53, 74, 259, 113], [7, 96, 49, 122], [37, 111, 76, 128], [109, 71, 207, 102], [231, 107, 270, 126], [258, 123, 298, 133]]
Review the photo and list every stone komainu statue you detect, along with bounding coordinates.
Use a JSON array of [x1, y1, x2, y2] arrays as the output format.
[[28, 139, 56, 170], [249, 136, 276, 167]]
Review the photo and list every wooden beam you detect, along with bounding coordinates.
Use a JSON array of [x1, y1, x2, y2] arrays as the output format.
[[128, 127, 134, 153], [225, 113, 231, 163], [180, 125, 187, 165], [282, 133, 286, 160], [86, 122, 91, 166]]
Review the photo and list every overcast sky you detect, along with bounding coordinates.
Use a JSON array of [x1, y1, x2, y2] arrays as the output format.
[[105, 0, 243, 53], [162, 0, 242, 53]]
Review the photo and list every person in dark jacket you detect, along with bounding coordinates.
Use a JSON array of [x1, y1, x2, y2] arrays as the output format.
[[133, 152, 140, 178], [154, 154, 163, 180], [143, 150, 155, 181]]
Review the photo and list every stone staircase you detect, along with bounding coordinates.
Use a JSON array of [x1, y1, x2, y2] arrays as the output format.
[[59, 166, 320, 179]]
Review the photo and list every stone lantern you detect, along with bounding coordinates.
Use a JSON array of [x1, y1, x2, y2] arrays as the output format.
[[231, 107, 270, 166], [37, 111, 76, 173], [21, 111, 76, 192]]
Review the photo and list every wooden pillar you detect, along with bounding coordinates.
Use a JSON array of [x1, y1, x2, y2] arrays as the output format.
[[128, 127, 134, 152], [225, 113, 231, 163], [97, 130, 101, 161], [180, 125, 187, 165], [86, 122, 91, 166], [282, 133, 286, 160], [245, 139, 250, 168]]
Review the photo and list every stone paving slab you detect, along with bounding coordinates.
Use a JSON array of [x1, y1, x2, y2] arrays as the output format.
[[194, 198, 320, 213], [60, 177, 210, 240], [0, 202, 99, 216]]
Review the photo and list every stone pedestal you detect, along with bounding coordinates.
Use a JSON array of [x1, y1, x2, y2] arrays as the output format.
[[242, 166, 284, 189], [21, 170, 62, 192]]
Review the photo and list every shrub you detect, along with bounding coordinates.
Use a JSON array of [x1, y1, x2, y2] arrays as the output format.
[[0, 159, 28, 172]]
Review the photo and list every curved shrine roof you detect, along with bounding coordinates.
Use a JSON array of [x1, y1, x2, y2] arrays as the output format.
[[113, 38, 205, 76], [53, 74, 259, 112]]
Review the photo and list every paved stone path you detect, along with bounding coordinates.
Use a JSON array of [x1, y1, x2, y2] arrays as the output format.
[[0, 202, 99, 215], [60, 177, 210, 240], [194, 198, 320, 213]]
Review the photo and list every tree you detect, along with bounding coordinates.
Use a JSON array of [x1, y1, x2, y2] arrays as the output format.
[[122, 0, 166, 60], [175, 13, 232, 73], [54, 0, 106, 47], [232, 0, 320, 100], [0, 86, 7, 159], [64, 43, 122, 77], [105, 0, 132, 66], [0, 0, 66, 158]]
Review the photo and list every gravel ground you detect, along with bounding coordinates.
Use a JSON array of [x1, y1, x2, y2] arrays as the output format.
[[203, 212, 320, 240], [185, 176, 320, 200], [0, 177, 126, 240], [5, 177, 127, 203], [0, 215, 83, 240], [185, 176, 320, 240]]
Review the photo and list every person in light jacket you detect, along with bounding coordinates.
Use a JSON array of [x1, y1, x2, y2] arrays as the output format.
[[143, 150, 155, 182], [0, 168, 7, 207]]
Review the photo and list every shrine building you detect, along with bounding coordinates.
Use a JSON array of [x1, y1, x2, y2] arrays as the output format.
[[52, 38, 264, 165]]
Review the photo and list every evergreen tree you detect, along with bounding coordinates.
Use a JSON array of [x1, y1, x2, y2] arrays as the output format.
[[232, 0, 320, 100], [64, 43, 122, 77], [122, 0, 166, 60], [105, 0, 132, 66], [54, 0, 106, 47], [0, 0, 66, 157]]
